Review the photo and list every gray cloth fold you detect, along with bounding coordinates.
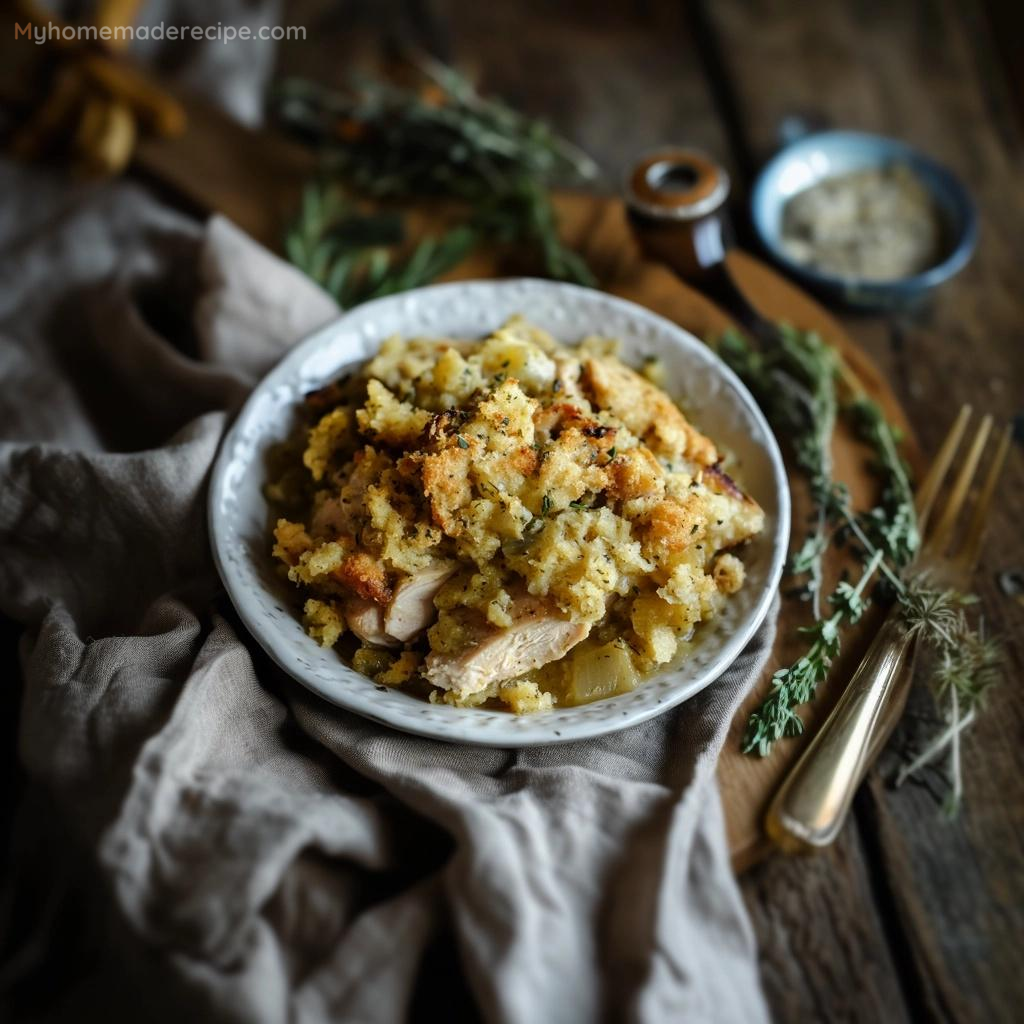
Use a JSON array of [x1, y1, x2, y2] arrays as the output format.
[[0, 23, 774, 1021]]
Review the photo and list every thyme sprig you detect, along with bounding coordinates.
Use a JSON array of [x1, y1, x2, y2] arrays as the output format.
[[720, 326, 909, 754], [274, 59, 598, 301], [746, 548, 883, 754], [719, 325, 846, 619], [719, 326, 1002, 810]]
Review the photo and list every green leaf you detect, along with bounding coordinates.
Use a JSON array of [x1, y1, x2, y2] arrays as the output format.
[[830, 580, 867, 624], [324, 253, 355, 301]]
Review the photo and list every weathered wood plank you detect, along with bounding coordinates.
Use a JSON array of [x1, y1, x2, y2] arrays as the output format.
[[440, 0, 733, 186], [742, 822, 914, 1023], [702, 0, 1024, 1018]]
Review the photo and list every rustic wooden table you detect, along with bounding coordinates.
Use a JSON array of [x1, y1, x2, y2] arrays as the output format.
[[274, 0, 1024, 1019]]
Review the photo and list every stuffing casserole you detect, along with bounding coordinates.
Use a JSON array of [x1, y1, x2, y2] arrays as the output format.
[[269, 317, 764, 713]]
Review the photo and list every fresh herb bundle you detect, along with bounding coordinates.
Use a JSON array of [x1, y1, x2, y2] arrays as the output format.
[[274, 57, 598, 198], [274, 57, 598, 303], [719, 326, 1001, 812]]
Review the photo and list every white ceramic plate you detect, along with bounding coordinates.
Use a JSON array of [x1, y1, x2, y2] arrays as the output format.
[[209, 279, 790, 746]]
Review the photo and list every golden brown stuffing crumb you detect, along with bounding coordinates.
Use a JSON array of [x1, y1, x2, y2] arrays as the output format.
[[332, 551, 392, 605], [713, 552, 746, 594], [499, 679, 555, 714], [356, 380, 432, 448], [303, 408, 351, 482], [375, 650, 422, 687], [273, 518, 312, 566], [303, 598, 346, 648]]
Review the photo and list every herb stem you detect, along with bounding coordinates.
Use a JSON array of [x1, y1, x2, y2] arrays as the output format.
[[854, 547, 885, 599], [893, 706, 977, 789], [274, 61, 597, 294], [810, 506, 827, 621], [840, 508, 906, 594], [946, 687, 963, 816]]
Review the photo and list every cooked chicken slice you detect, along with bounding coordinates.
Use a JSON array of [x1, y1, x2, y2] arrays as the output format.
[[581, 357, 718, 466], [425, 599, 591, 697], [344, 598, 399, 648], [384, 563, 456, 643], [552, 355, 585, 400], [703, 463, 754, 504], [701, 466, 765, 549], [310, 495, 347, 538], [706, 494, 764, 550]]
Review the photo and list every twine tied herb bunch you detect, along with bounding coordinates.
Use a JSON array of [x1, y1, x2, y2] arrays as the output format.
[[719, 326, 1002, 813], [273, 56, 599, 306]]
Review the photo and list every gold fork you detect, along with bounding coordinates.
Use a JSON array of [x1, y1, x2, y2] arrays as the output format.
[[765, 405, 1012, 852]]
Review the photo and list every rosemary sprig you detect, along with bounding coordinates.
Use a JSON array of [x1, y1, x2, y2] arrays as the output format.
[[285, 184, 477, 308], [720, 325, 1001, 810], [274, 59, 598, 299]]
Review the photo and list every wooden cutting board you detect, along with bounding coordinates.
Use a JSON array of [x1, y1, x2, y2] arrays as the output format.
[[133, 87, 923, 872]]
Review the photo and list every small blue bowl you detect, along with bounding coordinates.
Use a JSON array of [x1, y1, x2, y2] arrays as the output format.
[[750, 130, 977, 310]]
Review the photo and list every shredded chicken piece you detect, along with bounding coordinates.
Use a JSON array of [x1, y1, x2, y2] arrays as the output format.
[[425, 598, 590, 697], [384, 564, 455, 643], [581, 357, 718, 466], [345, 598, 399, 647]]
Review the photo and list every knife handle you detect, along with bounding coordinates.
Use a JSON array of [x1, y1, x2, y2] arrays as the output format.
[[765, 610, 914, 852]]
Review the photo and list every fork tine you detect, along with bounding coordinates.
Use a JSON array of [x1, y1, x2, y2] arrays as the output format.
[[957, 424, 1012, 572], [916, 405, 972, 531], [926, 414, 993, 555]]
